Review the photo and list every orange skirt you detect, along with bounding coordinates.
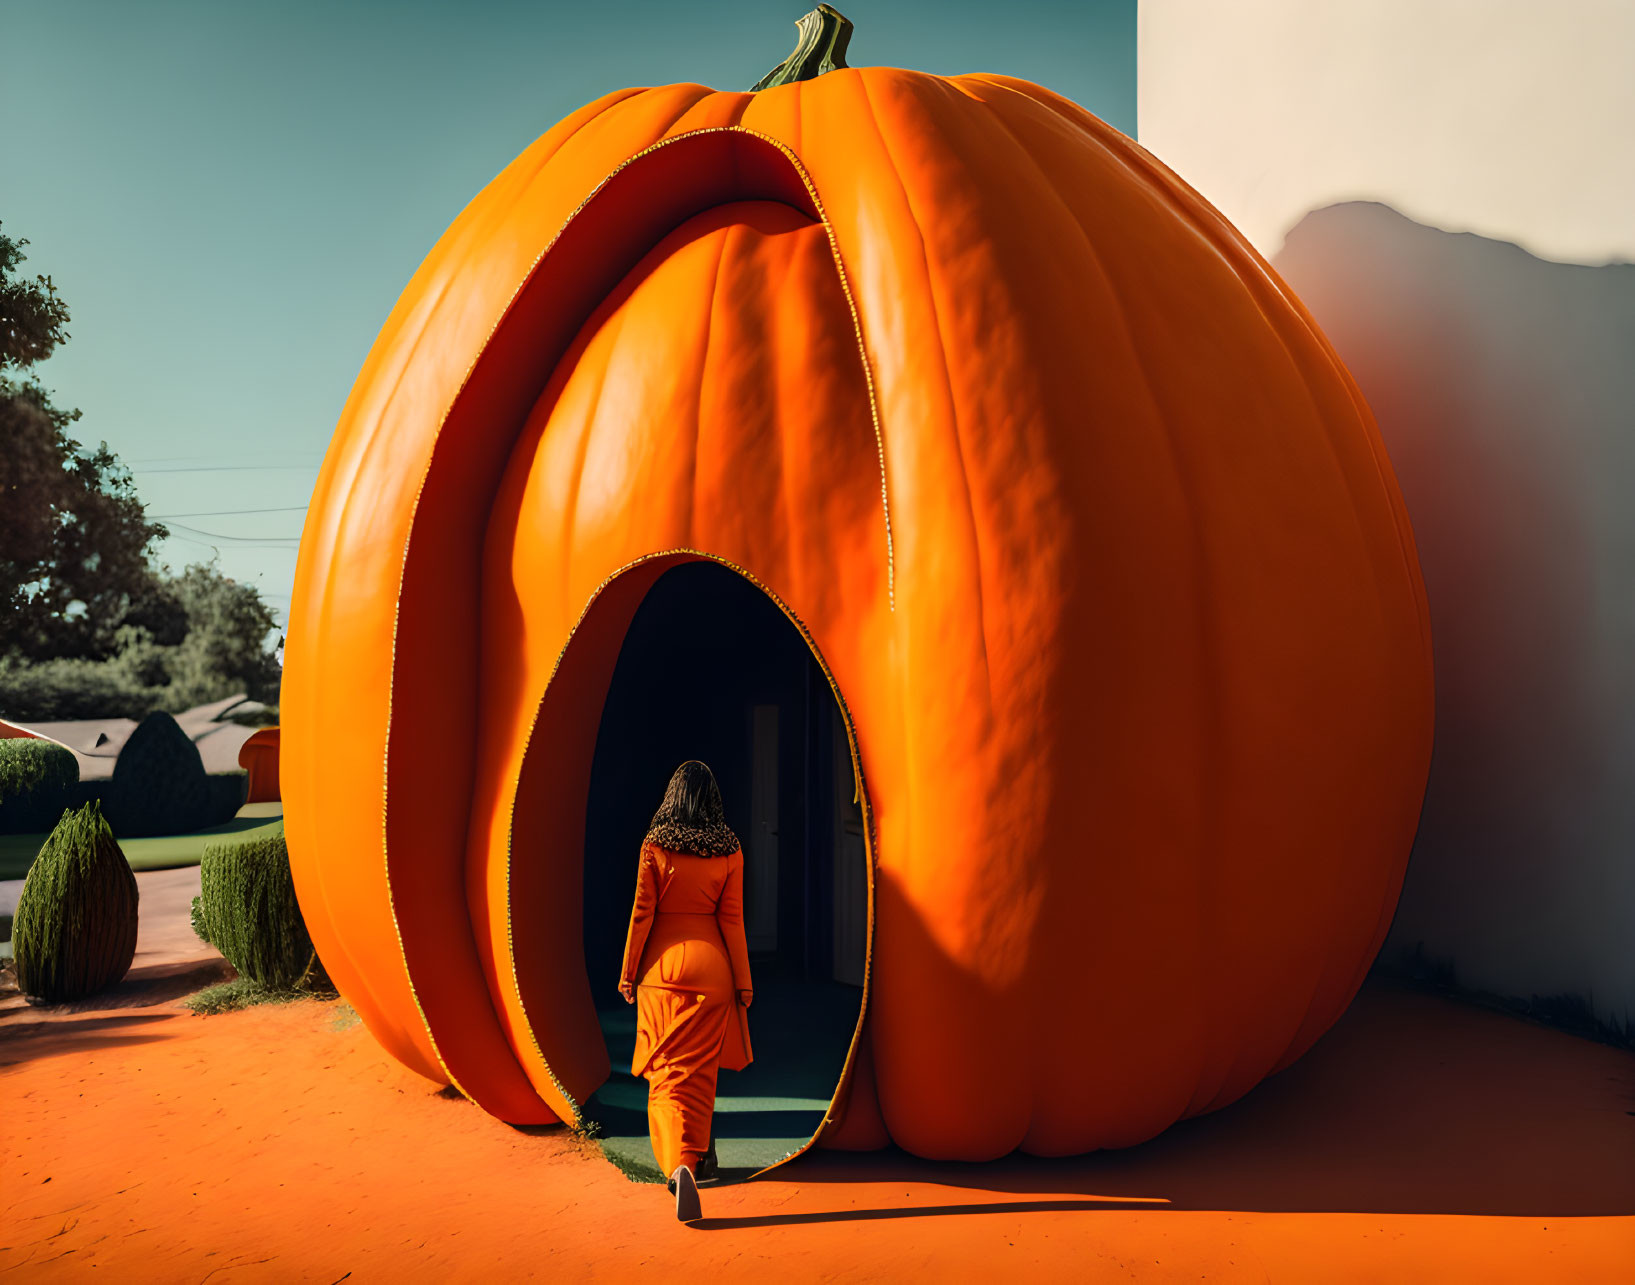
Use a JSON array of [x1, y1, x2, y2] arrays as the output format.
[[633, 913, 751, 1176]]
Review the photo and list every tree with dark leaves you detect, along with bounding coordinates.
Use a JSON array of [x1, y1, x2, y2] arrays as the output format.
[[0, 224, 176, 661], [0, 224, 282, 719]]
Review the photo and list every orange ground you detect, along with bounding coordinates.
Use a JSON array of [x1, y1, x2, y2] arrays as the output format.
[[3, 883, 1632, 1281]]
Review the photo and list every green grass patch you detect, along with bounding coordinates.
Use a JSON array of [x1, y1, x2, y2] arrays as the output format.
[[183, 974, 336, 1015], [580, 976, 857, 1185], [0, 816, 282, 880], [330, 1001, 361, 1031], [593, 1136, 661, 1184]]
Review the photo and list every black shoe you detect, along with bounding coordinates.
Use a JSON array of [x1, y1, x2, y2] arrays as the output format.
[[671, 1164, 701, 1222], [696, 1139, 719, 1183]]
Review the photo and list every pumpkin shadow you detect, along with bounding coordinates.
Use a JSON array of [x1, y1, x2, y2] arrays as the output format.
[[762, 975, 1635, 1219], [1271, 203, 1635, 1041], [725, 855, 1634, 1224]]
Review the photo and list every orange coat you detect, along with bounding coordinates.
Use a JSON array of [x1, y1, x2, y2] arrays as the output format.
[[619, 842, 753, 1074]]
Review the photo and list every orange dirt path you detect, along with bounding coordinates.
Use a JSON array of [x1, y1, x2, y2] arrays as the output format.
[[3, 977, 1632, 1282]]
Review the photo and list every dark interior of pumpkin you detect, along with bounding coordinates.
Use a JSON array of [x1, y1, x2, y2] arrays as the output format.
[[577, 560, 868, 1183]]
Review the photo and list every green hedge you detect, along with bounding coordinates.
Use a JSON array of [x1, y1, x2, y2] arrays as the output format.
[[70, 769, 246, 839], [100, 711, 216, 837], [2, 719, 250, 842], [196, 831, 323, 989], [0, 739, 80, 835], [12, 801, 139, 1002], [208, 769, 249, 819]]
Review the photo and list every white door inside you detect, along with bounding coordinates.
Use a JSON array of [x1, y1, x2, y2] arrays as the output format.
[[747, 703, 780, 953], [831, 704, 867, 987]]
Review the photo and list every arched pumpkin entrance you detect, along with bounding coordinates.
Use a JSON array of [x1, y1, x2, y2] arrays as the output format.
[[512, 553, 871, 1181]]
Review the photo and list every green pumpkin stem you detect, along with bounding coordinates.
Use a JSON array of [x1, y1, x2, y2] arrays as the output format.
[[751, 4, 853, 91]]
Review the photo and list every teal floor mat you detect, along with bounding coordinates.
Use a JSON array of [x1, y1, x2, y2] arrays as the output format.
[[582, 970, 863, 1184]]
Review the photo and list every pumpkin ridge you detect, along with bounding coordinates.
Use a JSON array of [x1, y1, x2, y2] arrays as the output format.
[[972, 93, 1223, 1137], [288, 101, 631, 1090], [688, 225, 736, 543], [1070, 124, 1422, 1077], [984, 74, 1431, 665], [729, 121, 894, 606], [1214, 303, 1414, 1077], [994, 79, 1434, 1128], [986, 76, 1424, 1144], [405, 129, 890, 1116], [851, 69, 1063, 1154], [375, 90, 739, 1120], [1076, 142, 1420, 1099], [851, 70, 995, 704], [663, 87, 753, 137], [615, 125, 896, 602], [557, 294, 635, 611], [767, 228, 805, 601]]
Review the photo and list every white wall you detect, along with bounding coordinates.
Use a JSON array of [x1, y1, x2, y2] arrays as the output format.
[[1138, 0, 1635, 265], [1139, 1, 1635, 1033]]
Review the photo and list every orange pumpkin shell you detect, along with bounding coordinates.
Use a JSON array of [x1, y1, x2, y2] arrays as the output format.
[[282, 67, 1433, 1161]]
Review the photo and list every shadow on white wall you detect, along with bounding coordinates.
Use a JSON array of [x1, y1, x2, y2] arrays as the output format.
[[1273, 202, 1634, 1034]]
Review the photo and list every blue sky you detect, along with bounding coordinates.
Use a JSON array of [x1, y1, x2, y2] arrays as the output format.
[[3, 0, 1135, 631]]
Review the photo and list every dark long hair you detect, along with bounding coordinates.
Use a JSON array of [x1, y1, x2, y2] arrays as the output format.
[[644, 760, 740, 857]]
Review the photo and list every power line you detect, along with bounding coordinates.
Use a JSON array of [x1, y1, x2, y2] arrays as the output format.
[[126, 452, 322, 465], [162, 532, 228, 552], [150, 505, 308, 518], [132, 464, 317, 474], [158, 521, 301, 547], [163, 531, 295, 556]]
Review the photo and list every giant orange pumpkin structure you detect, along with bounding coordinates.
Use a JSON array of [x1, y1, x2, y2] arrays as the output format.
[[283, 7, 1433, 1166]]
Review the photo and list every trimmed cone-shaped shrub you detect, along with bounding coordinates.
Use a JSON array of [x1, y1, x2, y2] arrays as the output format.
[[12, 801, 139, 1002], [104, 711, 215, 837], [0, 739, 80, 835], [197, 832, 319, 988]]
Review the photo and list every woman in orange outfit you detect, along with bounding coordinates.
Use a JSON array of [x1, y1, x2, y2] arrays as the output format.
[[619, 760, 754, 1222]]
